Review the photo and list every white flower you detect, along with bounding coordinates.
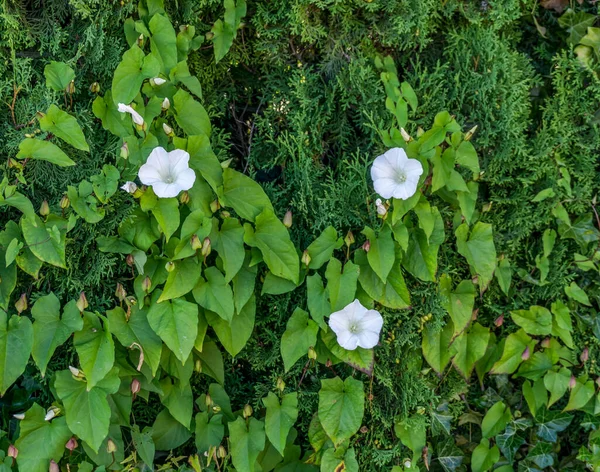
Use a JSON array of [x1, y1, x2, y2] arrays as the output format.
[[375, 198, 387, 216], [121, 181, 138, 194], [371, 147, 423, 200], [117, 103, 144, 126], [162, 97, 170, 110], [151, 77, 166, 86], [328, 299, 383, 350], [138, 146, 196, 198]]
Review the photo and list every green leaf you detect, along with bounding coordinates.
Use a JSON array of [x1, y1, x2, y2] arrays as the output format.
[[193, 267, 235, 322], [325, 258, 359, 312], [455, 140, 480, 174], [54, 367, 120, 453], [320, 328, 375, 375], [0, 190, 36, 223], [263, 392, 299, 455], [495, 257, 512, 295], [451, 323, 490, 379], [455, 222, 497, 292], [173, 88, 211, 137], [213, 217, 245, 282], [186, 133, 223, 191], [262, 271, 297, 295], [395, 416, 426, 456], [251, 209, 299, 284], [565, 377, 595, 411], [151, 197, 180, 242], [481, 401, 511, 438], [67, 182, 105, 224], [558, 9, 596, 44], [281, 308, 319, 372], [422, 322, 453, 374], [0, 251, 17, 311], [321, 448, 359, 472], [306, 226, 342, 270], [510, 306, 552, 336], [544, 368, 571, 407], [490, 329, 534, 375], [551, 301, 573, 349], [149, 14, 177, 74], [14, 403, 71, 472], [527, 442, 554, 469], [471, 439, 499, 472], [229, 417, 266, 472], [307, 274, 329, 329], [362, 225, 395, 282], [147, 290, 198, 364], [402, 223, 440, 282], [159, 377, 193, 428], [516, 350, 554, 380], [195, 411, 224, 453], [205, 295, 255, 357], [318, 376, 364, 446], [564, 281, 591, 306], [152, 409, 192, 451], [90, 164, 120, 204], [221, 168, 274, 222], [112, 45, 160, 105], [211, 0, 246, 63], [158, 257, 201, 302], [0, 310, 33, 395], [535, 408, 573, 442], [73, 312, 115, 389], [17, 138, 75, 166], [39, 104, 89, 151], [92, 92, 133, 137], [44, 61, 74, 92], [232, 256, 257, 312], [132, 426, 155, 468], [21, 215, 67, 268], [496, 423, 526, 464], [439, 274, 475, 336], [196, 339, 225, 385], [532, 188, 556, 202], [32, 296, 83, 377]]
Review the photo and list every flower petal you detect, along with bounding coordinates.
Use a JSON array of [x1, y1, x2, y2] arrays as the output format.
[[168, 149, 191, 176], [138, 163, 162, 185], [174, 168, 196, 192], [151, 181, 181, 198], [360, 309, 384, 333], [371, 154, 396, 181], [357, 329, 380, 349], [329, 311, 351, 334], [404, 158, 424, 177], [386, 147, 408, 169], [336, 330, 360, 351], [373, 177, 397, 199]]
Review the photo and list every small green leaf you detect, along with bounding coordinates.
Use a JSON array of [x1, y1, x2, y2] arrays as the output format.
[[0, 309, 33, 395], [325, 258, 359, 312], [132, 426, 155, 468], [158, 257, 201, 302], [90, 164, 120, 204], [439, 274, 475, 336], [281, 308, 318, 372], [510, 306, 552, 336], [564, 281, 591, 306], [193, 267, 234, 322], [39, 104, 89, 151], [471, 439, 499, 472], [205, 295, 255, 357], [422, 322, 453, 374], [152, 409, 192, 451], [263, 392, 299, 455], [490, 329, 534, 375], [455, 222, 497, 293], [73, 312, 115, 389], [17, 138, 75, 166], [451, 323, 490, 379], [44, 61, 75, 92], [318, 376, 364, 446], [481, 401, 511, 438], [221, 168, 274, 222], [565, 377, 595, 411], [213, 217, 245, 282], [306, 226, 342, 270], [152, 197, 180, 242], [229, 416, 265, 472], [544, 368, 571, 407], [149, 13, 177, 74], [307, 274, 329, 329], [173, 88, 211, 137], [195, 411, 224, 454], [362, 225, 395, 282], [112, 45, 160, 105]]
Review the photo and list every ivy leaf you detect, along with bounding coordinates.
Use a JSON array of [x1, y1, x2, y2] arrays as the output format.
[[281, 308, 318, 372], [73, 312, 115, 389], [565, 377, 595, 411], [31, 296, 83, 377], [510, 306, 552, 336], [306, 226, 342, 270], [527, 442, 554, 469], [17, 138, 75, 166], [362, 225, 395, 282], [173, 88, 211, 137], [436, 437, 464, 472], [325, 258, 359, 312], [54, 367, 120, 453], [206, 295, 255, 357], [0, 309, 33, 395], [455, 222, 497, 293], [14, 403, 71, 472], [451, 322, 490, 379], [422, 322, 453, 374], [112, 45, 160, 105], [221, 168, 274, 222], [535, 408, 573, 442], [44, 61, 75, 91], [439, 274, 475, 336], [471, 439, 500, 472], [558, 9, 596, 44], [318, 376, 364, 446], [481, 401, 511, 438], [149, 14, 177, 74], [229, 416, 266, 472], [193, 267, 235, 322], [158, 257, 201, 302], [21, 215, 67, 268], [496, 423, 526, 464], [147, 290, 198, 364], [490, 329, 534, 375], [39, 104, 89, 151], [195, 411, 224, 454], [544, 368, 571, 407], [263, 392, 299, 455]]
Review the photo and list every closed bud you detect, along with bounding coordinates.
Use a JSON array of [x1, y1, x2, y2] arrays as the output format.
[[494, 314, 504, 327], [375, 198, 387, 217], [345, 230, 355, 247], [179, 191, 190, 205], [201, 238, 211, 257], [150, 77, 166, 87], [45, 406, 60, 421], [570, 375, 577, 389], [465, 125, 478, 141], [115, 282, 127, 301], [400, 127, 412, 142], [49, 460, 59, 472], [66, 80, 75, 94], [301, 250, 311, 267], [69, 365, 80, 377], [221, 210, 231, 218], [163, 123, 173, 136], [191, 234, 202, 250], [521, 346, 530, 361], [403, 459, 412, 469], [243, 404, 253, 419], [596, 377, 600, 389], [8, 445, 18, 459], [205, 31, 214, 40], [65, 437, 78, 452], [13, 413, 25, 420], [7, 157, 20, 169], [39, 200, 50, 217], [205, 394, 213, 407], [218, 445, 227, 459], [581, 347, 589, 363], [15, 293, 27, 314], [59, 194, 70, 209], [165, 261, 175, 272], [142, 276, 152, 293], [76, 292, 88, 312], [131, 378, 141, 396], [283, 210, 293, 228], [126, 254, 134, 267], [276, 377, 285, 392], [90, 82, 100, 94], [362, 240, 371, 252], [308, 346, 317, 360], [541, 337, 551, 348], [195, 359, 202, 373], [106, 438, 117, 454], [137, 34, 144, 47], [416, 127, 424, 138], [120, 142, 129, 160], [210, 199, 221, 213], [161, 97, 170, 111]]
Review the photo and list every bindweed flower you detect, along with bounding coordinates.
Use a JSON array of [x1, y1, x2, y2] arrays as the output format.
[[138, 147, 196, 198], [120, 142, 129, 160], [76, 292, 88, 312], [201, 238, 211, 257], [581, 347, 589, 363], [107, 438, 117, 454], [8, 445, 18, 459], [13, 413, 25, 420], [117, 103, 144, 126], [521, 346, 530, 361], [121, 181, 138, 194], [400, 127, 412, 142], [131, 378, 141, 396], [301, 250, 311, 267], [243, 404, 253, 419], [15, 293, 27, 314], [570, 375, 577, 389], [371, 147, 423, 200], [328, 299, 383, 350]]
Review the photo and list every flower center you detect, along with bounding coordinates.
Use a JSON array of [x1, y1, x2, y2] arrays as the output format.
[[394, 169, 407, 184], [164, 175, 175, 184], [349, 322, 360, 334]]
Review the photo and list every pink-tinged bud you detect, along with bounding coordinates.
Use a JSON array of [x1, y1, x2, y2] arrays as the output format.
[[8, 445, 18, 459], [301, 250, 311, 267], [521, 346, 530, 361], [345, 231, 355, 247], [107, 438, 117, 454], [115, 283, 127, 301], [362, 240, 371, 252], [494, 314, 504, 327], [15, 293, 27, 314], [570, 375, 577, 389], [141, 276, 152, 293], [201, 238, 211, 257], [126, 254, 134, 267], [49, 460, 59, 472], [131, 378, 141, 396], [65, 437, 78, 452], [120, 142, 129, 160], [191, 234, 202, 250], [76, 292, 88, 312], [283, 210, 293, 228], [581, 347, 589, 363], [541, 337, 551, 348]]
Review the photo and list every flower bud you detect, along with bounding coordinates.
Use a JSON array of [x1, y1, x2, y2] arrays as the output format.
[[210, 199, 221, 213], [400, 127, 412, 142], [221, 210, 231, 218], [205, 31, 214, 40], [541, 337, 551, 348], [120, 142, 129, 160], [570, 375, 577, 389], [142, 276, 152, 293], [165, 261, 175, 272], [69, 365, 80, 377], [218, 445, 227, 459], [90, 82, 100, 94], [76, 292, 88, 312], [66, 80, 75, 94], [308, 346, 317, 360], [195, 359, 202, 373], [416, 127, 424, 138], [60, 194, 70, 209], [345, 231, 355, 247], [137, 34, 144, 47], [521, 346, 530, 361], [464, 125, 478, 142], [362, 240, 371, 252], [403, 459, 412, 469], [8, 445, 18, 459], [115, 282, 127, 301], [120, 181, 137, 194], [65, 437, 78, 452], [179, 191, 190, 205], [150, 77, 166, 87], [131, 378, 141, 396], [162, 97, 170, 111], [375, 198, 387, 217], [201, 238, 211, 257], [276, 377, 285, 392], [243, 404, 253, 419], [212, 405, 221, 413], [45, 406, 60, 421], [191, 234, 202, 250], [15, 293, 27, 314], [107, 438, 117, 454], [301, 250, 311, 267], [163, 123, 173, 136], [49, 460, 59, 472], [581, 347, 589, 363], [7, 158, 20, 169], [205, 394, 213, 407], [39, 200, 50, 217], [494, 314, 504, 327], [283, 210, 293, 228], [13, 413, 25, 420], [126, 254, 134, 267]]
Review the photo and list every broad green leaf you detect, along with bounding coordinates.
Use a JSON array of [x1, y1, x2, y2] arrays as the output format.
[[44, 61, 74, 91], [152, 409, 192, 451], [281, 308, 318, 372], [0, 251, 16, 310], [132, 426, 155, 468], [232, 255, 257, 312], [0, 310, 33, 395], [392, 191, 421, 224], [213, 217, 245, 282], [152, 197, 180, 242], [422, 322, 453, 374], [402, 224, 439, 282], [362, 225, 395, 282], [21, 215, 66, 268], [205, 295, 255, 357], [451, 323, 490, 379], [211, 0, 246, 63], [195, 411, 224, 453], [455, 222, 497, 292], [90, 164, 120, 203], [17, 138, 74, 166], [32, 296, 83, 377], [82, 424, 124, 469], [159, 377, 193, 428], [439, 274, 475, 336], [565, 377, 595, 411], [307, 274, 329, 329], [510, 306, 552, 336], [321, 447, 358, 472], [158, 257, 201, 302], [92, 92, 133, 137], [325, 258, 359, 312], [173, 89, 211, 137], [251, 209, 299, 284], [516, 350, 554, 380], [186, 134, 223, 192], [455, 140, 480, 174], [321, 328, 375, 375], [262, 271, 297, 295], [318, 376, 364, 446], [73, 312, 115, 389], [170, 61, 203, 98], [147, 290, 198, 364], [263, 392, 299, 455], [39, 104, 89, 151], [558, 9, 596, 44], [229, 416, 266, 472], [564, 281, 591, 306], [15, 403, 71, 472], [54, 367, 120, 453], [457, 181, 478, 225], [221, 168, 274, 222], [0, 190, 36, 223], [193, 267, 234, 322], [490, 329, 534, 375], [112, 45, 160, 105], [196, 339, 225, 385], [471, 439, 499, 472], [523, 379, 547, 415], [495, 257, 512, 295], [544, 368, 571, 407], [149, 14, 177, 74], [306, 226, 342, 270], [395, 416, 426, 456], [481, 401, 511, 438]]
